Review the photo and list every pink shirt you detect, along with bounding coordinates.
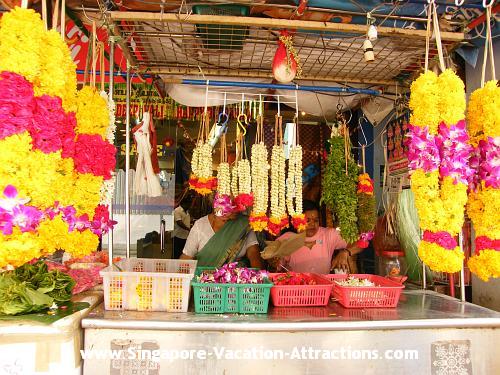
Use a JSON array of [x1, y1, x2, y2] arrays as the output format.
[[279, 227, 347, 274]]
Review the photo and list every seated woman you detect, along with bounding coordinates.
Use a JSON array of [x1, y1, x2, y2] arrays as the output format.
[[180, 194, 264, 269], [277, 200, 363, 274]]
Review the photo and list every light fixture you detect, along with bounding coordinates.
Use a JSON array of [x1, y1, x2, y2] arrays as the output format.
[[363, 39, 374, 62], [367, 24, 378, 41], [301, 111, 306, 116]]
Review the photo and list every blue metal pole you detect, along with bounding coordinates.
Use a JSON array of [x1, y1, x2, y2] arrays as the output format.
[[182, 79, 380, 95], [76, 70, 380, 95]]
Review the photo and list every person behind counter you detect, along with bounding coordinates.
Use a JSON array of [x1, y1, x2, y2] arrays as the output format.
[[180, 194, 264, 269], [278, 200, 363, 274]]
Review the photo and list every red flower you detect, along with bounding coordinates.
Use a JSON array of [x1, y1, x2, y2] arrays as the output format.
[[73, 134, 116, 179], [0, 71, 35, 140], [30, 95, 76, 157], [234, 193, 254, 212], [423, 230, 457, 250], [356, 240, 370, 249], [475, 236, 500, 253]]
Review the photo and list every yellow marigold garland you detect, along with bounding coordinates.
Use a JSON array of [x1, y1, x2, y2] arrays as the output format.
[[409, 69, 469, 273], [75, 86, 110, 136], [466, 80, 500, 281]]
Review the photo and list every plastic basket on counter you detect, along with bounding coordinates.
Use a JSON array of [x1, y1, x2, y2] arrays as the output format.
[[269, 273, 334, 307], [100, 258, 197, 312], [325, 274, 404, 308], [192, 280, 273, 314]]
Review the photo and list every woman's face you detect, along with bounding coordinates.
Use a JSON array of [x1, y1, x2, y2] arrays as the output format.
[[305, 209, 320, 237]]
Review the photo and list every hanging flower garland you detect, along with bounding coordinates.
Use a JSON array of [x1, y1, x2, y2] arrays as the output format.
[[231, 114, 253, 212], [321, 125, 359, 244], [466, 80, 500, 281], [287, 143, 306, 232], [250, 116, 269, 231], [407, 69, 472, 273], [216, 133, 231, 199], [268, 115, 288, 236], [356, 173, 376, 248], [189, 113, 216, 195], [0, 8, 116, 269]]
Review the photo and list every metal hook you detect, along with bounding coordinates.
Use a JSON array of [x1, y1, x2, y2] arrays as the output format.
[[218, 112, 229, 127], [237, 113, 248, 136], [358, 115, 368, 147]]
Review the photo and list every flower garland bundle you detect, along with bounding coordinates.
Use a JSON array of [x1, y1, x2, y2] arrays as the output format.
[[287, 145, 306, 231], [356, 173, 376, 248], [466, 80, 500, 281], [99, 91, 117, 206], [0, 8, 116, 268], [75, 86, 110, 137], [249, 142, 269, 232], [232, 159, 253, 212], [268, 144, 287, 236], [407, 69, 472, 273], [216, 133, 232, 207], [321, 126, 359, 244], [189, 113, 216, 195]]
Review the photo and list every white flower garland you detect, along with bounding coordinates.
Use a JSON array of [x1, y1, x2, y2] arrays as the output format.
[[286, 145, 303, 217], [270, 145, 286, 219], [192, 141, 213, 179], [217, 162, 231, 196], [231, 159, 252, 196], [251, 143, 269, 214], [99, 91, 117, 205]]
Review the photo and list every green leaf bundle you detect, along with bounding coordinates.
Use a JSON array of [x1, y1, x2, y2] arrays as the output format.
[[321, 135, 359, 244], [357, 190, 376, 234], [0, 273, 53, 315]]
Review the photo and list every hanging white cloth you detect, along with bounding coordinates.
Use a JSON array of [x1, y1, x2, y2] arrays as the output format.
[[133, 112, 163, 197]]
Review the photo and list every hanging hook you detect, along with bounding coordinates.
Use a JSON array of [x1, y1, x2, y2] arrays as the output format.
[[358, 115, 368, 147], [277, 95, 281, 117]]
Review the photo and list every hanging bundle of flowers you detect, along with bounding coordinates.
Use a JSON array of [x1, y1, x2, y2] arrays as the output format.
[[231, 114, 253, 212], [321, 124, 359, 244], [189, 112, 216, 195], [407, 69, 472, 273], [268, 115, 288, 236], [286, 119, 306, 231], [356, 173, 376, 248], [0, 8, 116, 269], [466, 80, 500, 281], [249, 116, 269, 231]]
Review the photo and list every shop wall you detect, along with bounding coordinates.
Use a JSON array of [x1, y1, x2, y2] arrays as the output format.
[[467, 40, 500, 312]]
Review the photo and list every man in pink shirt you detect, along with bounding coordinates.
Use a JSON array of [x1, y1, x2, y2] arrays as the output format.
[[279, 200, 363, 274]]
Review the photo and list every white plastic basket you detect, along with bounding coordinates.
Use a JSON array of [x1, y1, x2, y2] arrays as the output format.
[[100, 258, 198, 312]]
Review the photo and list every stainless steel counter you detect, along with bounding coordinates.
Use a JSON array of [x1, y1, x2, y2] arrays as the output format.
[[82, 290, 500, 374], [82, 290, 500, 332]]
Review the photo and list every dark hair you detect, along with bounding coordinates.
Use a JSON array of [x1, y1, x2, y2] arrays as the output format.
[[303, 200, 320, 213]]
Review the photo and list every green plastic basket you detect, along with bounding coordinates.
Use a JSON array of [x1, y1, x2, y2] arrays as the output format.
[[192, 280, 273, 314], [195, 266, 258, 277], [192, 5, 250, 50]]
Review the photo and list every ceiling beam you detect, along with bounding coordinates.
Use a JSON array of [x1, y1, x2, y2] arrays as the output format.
[[108, 11, 465, 42]]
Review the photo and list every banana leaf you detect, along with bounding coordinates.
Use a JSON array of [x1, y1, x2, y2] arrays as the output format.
[[0, 302, 90, 324], [0, 274, 54, 315]]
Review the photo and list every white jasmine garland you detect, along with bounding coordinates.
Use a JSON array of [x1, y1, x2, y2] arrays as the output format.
[[217, 162, 231, 196], [99, 172, 116, 205], [270, 145, 286, 219], [237, 159, 251, 194], [100, 91, 116, 143], [231, 162, 239, 197], [197, 142, 213, 179], [286, 145, 303, 217], [251, 143, 269, 214]]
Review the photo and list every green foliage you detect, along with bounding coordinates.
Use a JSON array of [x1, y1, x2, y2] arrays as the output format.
[[321, 135, 359, 244], [0, 261, 75, 315], [357, 191, 376, 234]]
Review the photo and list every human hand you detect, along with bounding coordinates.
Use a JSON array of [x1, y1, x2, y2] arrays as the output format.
[[331, 250, 350, 272]]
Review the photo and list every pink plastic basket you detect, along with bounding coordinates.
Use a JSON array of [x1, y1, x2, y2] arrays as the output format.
[[325, 274, 404, 308], [269, 273, 334, 307]]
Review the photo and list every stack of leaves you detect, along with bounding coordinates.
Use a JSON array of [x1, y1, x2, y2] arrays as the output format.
[[321, 134, 359, 244], [0, 261, 75, 315]]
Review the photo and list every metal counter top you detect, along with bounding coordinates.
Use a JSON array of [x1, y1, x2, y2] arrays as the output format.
[[82, 290, 500, 332]]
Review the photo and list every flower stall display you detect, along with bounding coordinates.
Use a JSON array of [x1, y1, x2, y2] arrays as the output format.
[[286, 120, 306, 232], [466, 80, 500, 281], [407, 69, 472, 273], [356, 173, 376, 248], [0, 8, 116, 269], [250, 115, 269, 231], [322, 124, 359, 244], [268, 115, 288, 236], [189, 112, 216, 195]]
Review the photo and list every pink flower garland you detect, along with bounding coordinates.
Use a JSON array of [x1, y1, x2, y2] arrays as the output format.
[[423, 230, 458, 250], [405, 125, 440, 173], [31, 95, 76, 157], [475, 236, 500, 253], [73, 134, 116, 179], [478, 137, 500, 189], [0, 71, 35, 140]]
